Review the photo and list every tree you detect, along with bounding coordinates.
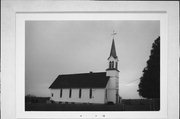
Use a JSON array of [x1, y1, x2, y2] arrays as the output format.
[[138, 36, 160, 99]]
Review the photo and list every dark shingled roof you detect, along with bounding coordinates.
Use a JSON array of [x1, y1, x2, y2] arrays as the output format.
[[49, 72, 109, 89]]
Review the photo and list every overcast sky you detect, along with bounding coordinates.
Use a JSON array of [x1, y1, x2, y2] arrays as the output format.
[[25, 21, 160, 99]]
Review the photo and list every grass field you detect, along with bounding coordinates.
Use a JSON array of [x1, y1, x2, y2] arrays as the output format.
[[26, 103, 124, 111], [25, 102, 159, 111], [25, 97, 160, 111]]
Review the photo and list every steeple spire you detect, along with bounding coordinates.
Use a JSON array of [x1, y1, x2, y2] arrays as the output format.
[[109, 39, 117, 59], [108, 30, 118, 59]]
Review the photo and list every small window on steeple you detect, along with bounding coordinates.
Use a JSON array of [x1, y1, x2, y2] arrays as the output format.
[[112, 61, 114, 68], [109, 61, 111, 68], [110, 61, 112, 69], [116, 62, 118, 69]]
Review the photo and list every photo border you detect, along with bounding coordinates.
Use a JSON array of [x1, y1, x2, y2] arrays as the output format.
[[2, 1, 179, 119], [16, 13, 166, 119]]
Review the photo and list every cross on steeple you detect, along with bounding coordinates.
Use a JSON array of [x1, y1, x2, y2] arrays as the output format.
[[111, 30, 117, 39]]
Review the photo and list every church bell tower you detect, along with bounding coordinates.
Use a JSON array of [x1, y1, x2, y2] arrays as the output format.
[[106, 33, 120, 104]]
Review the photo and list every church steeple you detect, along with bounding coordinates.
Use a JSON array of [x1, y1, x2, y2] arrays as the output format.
[[106, 31, 120, 104], [108, 39, 118, 59], [107, 37, 119, 70]]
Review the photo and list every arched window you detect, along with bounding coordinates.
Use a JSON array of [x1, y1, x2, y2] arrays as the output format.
[[112, 61, 114, 68], [79, 89, 82, 98], [69, 88, 72, 98], [109, 61, 111, 68], [116, 62, 118, 69], [89, 88, 92, 99], [60, 89, 63, 98], [110, 61, 112, 69], [105, 89, 107, 99]]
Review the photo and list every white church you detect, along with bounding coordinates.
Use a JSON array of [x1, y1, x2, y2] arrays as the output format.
[[49, 37, 120, 104]]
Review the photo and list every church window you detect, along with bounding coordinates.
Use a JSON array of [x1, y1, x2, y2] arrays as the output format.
[[116, 62, 118, 69], [79, 89, 82, 98], [110, 61, 112, 68], [105, 89, 107, 99], [69, 88, 72, 98], [109, 61, 111, 68], [90, 88, 92, 98], [51, 93, 53, 97], [112, 61, 114, 68], [60, 89, 63, 98]]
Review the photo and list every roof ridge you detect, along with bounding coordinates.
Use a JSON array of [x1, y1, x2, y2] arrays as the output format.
[[58, 71, 106, 76]]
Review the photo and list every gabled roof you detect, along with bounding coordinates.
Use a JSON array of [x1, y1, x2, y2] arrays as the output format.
[[49, 72, 109, 89], [108, 39, 118, 59]]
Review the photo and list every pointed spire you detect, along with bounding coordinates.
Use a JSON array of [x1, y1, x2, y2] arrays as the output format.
[[109, 39, 118, 59]]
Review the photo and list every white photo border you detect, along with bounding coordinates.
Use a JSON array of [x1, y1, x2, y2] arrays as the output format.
[[2, 1, 179, 119], [16, 13, 167, 119]]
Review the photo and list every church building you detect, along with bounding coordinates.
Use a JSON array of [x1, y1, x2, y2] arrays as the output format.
[[49, 37, 120, 104]]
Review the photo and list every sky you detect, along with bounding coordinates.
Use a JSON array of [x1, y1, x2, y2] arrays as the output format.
[[25, 21, 160, 99]]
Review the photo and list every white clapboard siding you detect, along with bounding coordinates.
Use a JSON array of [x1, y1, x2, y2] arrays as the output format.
[[50, 88, 106, 104]]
